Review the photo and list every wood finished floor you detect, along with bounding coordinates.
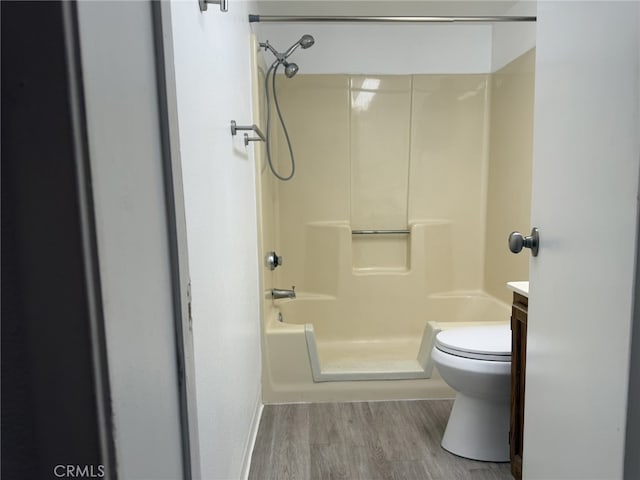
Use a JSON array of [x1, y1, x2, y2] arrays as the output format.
[[249, 400, 511, 480]]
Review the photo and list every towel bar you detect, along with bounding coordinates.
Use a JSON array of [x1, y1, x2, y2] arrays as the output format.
[[230, 120, 266, 146]]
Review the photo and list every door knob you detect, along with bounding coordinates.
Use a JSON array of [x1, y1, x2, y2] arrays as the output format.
[[508, 227, 539, 257]]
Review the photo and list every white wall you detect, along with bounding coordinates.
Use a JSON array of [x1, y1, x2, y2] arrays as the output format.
[[169, 1, 263, 479], [252, 1, 538, 75], [253, 23, 493, 74]]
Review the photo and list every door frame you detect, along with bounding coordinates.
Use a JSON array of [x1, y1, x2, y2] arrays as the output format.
[[152, 2, 201, 479]]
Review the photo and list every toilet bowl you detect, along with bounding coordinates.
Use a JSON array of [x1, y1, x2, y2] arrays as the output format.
[[431, 324, 511, 462]]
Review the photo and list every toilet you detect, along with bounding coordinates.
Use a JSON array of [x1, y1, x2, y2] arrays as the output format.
[[431, 324, 511, 462]]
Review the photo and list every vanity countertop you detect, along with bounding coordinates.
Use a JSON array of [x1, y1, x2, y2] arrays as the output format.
[[507, 281, 529, 298]]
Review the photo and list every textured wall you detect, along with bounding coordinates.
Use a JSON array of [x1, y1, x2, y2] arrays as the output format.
[[170, 2, 262, 479]]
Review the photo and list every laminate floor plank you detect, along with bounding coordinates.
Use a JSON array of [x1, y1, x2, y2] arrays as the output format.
[[390, 460, 436, 480], [249, 400, 512, 480], [249, 404, 311, 480], [309, 402, 373, 447], [310, 443, 392, 480], [369, 401, 432, 462]]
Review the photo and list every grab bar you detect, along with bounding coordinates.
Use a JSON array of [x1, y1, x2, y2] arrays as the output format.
[[351, 229, 410, 235], [230, 120, 266, 146]]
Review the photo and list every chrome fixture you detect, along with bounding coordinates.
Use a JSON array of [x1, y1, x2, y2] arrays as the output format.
[[260, 34, 315, 181], [352, 229, 410, 235], [260, 34, 315, 77], [271, 286, 296, 299], [230, 120, 266, 146], [249, 15, 536, 23], [266, 251, 283, 270], [199, 0, 228, 12], [508, 228, 540, 257]]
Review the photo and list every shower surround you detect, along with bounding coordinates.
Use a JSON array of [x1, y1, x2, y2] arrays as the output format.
[[252, 37, 534, 403]]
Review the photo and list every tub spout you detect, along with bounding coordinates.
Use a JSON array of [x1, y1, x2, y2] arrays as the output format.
[[271, 286, 296, 299]]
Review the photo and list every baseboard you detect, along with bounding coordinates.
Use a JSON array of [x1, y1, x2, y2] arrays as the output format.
[[240, 390, 263, 480]]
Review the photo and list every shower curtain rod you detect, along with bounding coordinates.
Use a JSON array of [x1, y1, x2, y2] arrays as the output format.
[[248, 15, 536, 23]]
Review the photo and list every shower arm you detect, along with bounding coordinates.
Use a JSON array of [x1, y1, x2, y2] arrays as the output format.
[[260, 41, 285, 61], [260, 40, 304, 61]]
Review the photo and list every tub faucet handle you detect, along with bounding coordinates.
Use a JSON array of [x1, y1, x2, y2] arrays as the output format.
[[266, 251, 283, 270]]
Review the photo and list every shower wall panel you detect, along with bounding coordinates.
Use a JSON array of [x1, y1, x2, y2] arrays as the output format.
[[350, 76, 412, 270], [484, 49, 535, 304], [272, 72, 491, 292], [350, 76, 411, 231], [255, 61, 277, 297], [409, 75, 490, 290], [270, 75, 350, 292]]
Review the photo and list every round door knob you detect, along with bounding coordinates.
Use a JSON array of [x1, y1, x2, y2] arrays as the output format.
[[508, 227, 539, 257], [509, 232, 525, 253]]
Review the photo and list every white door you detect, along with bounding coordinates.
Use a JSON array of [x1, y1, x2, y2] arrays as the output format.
[[524, 2, 640, 478]]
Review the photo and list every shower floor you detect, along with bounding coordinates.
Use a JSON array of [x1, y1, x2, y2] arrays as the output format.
[[316, 337, 425, 377], [304, 323, 441, 382]]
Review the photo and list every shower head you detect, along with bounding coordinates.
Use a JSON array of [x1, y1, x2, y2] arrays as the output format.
[[299, 34, 315, 49], [283, 62, 299, 78], [260, 34, 314, 78], [283, 33, 315, 58]]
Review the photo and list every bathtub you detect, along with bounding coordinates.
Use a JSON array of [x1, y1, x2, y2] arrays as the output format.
[[262, 291, 510, 403]]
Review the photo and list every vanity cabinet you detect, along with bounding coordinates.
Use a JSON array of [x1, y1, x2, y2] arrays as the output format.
[[510, 292, 527, 480]]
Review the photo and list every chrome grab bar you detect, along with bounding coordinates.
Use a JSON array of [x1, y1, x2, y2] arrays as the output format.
[[351, 229, 410, 235], [230, 120, 266, 146]]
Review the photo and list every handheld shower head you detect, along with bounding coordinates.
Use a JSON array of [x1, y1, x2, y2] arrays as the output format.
[[283, 62, 299, 78], [262, 35, 316, 181], [299, 34, 315, 49], [283, 33, 315, 58], [262, 34, 314, 79]]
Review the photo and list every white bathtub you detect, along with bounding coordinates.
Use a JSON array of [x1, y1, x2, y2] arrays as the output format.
[[262, 291, 510, 403]]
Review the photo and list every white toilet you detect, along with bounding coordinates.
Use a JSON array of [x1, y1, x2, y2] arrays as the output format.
[[431, 324, 511, 462]]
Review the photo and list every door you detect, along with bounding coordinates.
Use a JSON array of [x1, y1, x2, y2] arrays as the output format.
[[524, 2, 640, 478]]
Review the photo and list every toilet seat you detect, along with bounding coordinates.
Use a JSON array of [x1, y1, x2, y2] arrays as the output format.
[[435, 325, 511, 362]]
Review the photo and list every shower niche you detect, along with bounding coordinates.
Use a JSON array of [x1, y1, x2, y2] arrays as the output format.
[[351, 234, 409, 271]]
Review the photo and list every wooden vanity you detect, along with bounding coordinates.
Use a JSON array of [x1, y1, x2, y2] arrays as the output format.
[[507, 282, 528, 480]]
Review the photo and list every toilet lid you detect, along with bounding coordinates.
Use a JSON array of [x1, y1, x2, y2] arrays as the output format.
[[435, 324, 511, 362]]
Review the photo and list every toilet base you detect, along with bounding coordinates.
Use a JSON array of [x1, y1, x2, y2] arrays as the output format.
[[441, 392, 510, 462]]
